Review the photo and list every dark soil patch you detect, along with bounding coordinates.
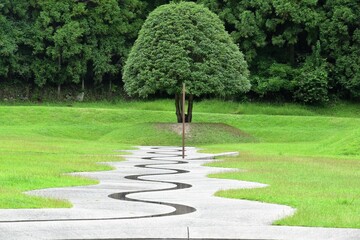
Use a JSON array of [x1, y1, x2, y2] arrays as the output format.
[[154, 123, 256, 145]]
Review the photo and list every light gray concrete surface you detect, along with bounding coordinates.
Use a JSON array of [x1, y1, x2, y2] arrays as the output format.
[[0, 146, 359, 240]]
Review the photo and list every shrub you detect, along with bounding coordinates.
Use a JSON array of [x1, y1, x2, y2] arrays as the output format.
[[294, 43, 329, 105], [250, 62, 295, 100]]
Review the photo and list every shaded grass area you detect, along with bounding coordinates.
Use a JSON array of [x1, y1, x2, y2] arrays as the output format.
[[207, 154, 360, 228], [69, 99, 360, 118], [3, 99, 360, 118], [0, 100, 360, 229]]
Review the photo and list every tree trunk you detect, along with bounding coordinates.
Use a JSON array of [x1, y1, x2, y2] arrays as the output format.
[[108, 79, 113, 98], [175, 93, 193, 123], [57, 84, 61, 99], [175, 93, 182, 123], [289, 44, 295, 66], [81, 77, 85, 92], [58, 53, 62, 99], [25, 84, 30, 100], [187, 94, 193, 123]]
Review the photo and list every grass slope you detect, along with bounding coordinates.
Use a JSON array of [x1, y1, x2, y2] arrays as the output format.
[[0, 100, 359, 228]]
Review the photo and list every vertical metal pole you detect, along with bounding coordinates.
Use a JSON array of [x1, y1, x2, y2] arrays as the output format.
[[182, 83, 185, 159]]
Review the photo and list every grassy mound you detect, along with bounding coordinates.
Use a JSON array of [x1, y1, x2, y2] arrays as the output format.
[[155, 123, 256, 145]]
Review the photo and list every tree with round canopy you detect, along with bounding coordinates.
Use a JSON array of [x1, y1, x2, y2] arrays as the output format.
[[123, 2, 250, 123]]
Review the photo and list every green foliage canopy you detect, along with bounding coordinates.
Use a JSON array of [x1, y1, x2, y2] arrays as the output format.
[[199, 0, 321, 64], [320, 0, 360, 98], [1, 0, 360, 104], [0, 0, 145, 92], [123, 2, 250, 98]]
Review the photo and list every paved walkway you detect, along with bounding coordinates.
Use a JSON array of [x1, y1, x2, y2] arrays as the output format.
[[0, 146, 359, 239]]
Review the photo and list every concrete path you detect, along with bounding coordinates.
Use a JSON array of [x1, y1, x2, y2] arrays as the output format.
[[0, 146, 359, 240]]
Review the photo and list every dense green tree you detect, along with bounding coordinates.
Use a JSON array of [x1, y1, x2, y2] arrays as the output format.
[[0, 13, 16, 78], [84, 0, 145, 92], [31, 0, 91, 97], [29, 0, 145, 97], [199, 0, 326, 102], [320, 0, 360, 98], [0, 0, 37, 98], [199, 0, 322, 65], [123, 2, 250, 122]]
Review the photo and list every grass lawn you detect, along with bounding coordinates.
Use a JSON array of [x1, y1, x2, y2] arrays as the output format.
[[0, 99, 359, 228], [207, 154, 360, 228]]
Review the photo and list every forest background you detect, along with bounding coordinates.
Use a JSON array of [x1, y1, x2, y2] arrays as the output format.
[[0, 0, 359, 104]]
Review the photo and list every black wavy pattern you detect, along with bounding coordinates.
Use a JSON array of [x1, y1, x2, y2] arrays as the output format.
[[108, 148, 196, 218], [0, 147, 196, 223]]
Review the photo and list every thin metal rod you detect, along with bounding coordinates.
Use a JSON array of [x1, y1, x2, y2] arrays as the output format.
[[182, 83, 185, 159]]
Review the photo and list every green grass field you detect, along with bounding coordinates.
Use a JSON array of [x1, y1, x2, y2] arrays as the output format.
[[0, 99, 359, 228]]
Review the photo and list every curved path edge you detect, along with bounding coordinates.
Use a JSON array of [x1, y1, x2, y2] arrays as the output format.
[[0, 146, 359, 240]]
